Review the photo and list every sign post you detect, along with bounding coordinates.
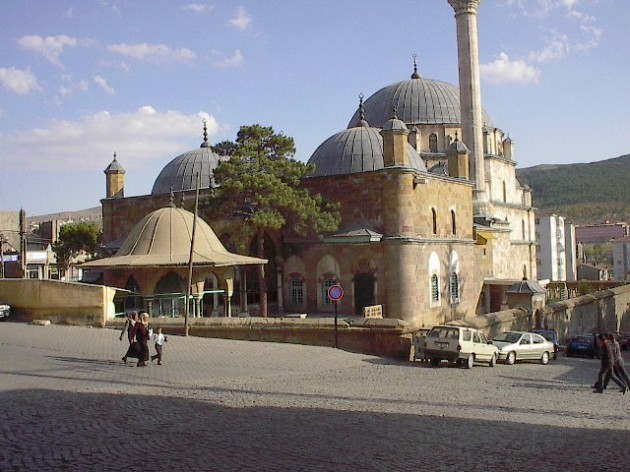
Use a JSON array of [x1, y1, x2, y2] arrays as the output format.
[[327, 284, 344, 348]]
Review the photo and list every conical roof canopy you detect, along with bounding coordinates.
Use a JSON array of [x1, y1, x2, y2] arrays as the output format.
[[83, 205, 266, 268]]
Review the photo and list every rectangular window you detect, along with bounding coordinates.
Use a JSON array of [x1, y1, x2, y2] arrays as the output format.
[[290, 279, 304, 306]]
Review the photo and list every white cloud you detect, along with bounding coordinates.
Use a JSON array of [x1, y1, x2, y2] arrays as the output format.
[[230, 6, 252, 30], [0, 67, 41, 94], [17, 34, 78, 66], [183, 3, 213, 12], [94, 75, 115, 95], [108, 43, 196, 62], [527, 34, 569, 62], [213, 50, 244, 69], [480, 52, 541, 85], [0, 108, 220, 171]]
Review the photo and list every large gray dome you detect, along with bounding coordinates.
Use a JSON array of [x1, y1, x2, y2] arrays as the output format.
[[347, 71, 493, 129], [307, 123, 426, 177], [151, 142, 224, 195]]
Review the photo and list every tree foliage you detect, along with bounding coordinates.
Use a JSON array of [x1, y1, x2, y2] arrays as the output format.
[[53, 223, 101, 271], [209, 124, 340, 316], [516, 154, 630, 224]]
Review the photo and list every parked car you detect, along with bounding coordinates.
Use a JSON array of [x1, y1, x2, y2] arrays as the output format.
[[412, 328, 431, 362], [565, 334, 598, 358], [613, 332, 630, 351], [491, 331, 554, 365], [424, 325, 499, 368], [0, 302, 10, 320], [533, 329, 560, 360]]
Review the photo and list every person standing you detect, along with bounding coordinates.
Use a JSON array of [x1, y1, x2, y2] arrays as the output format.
[[608, 334, 630, 394], [135, 313, 151, 367], [594, 334, 624, 393], [120, 312, 138, 364], [150, 327, 167, 365]]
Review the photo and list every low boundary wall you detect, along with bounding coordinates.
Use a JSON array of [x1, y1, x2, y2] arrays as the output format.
[[0, 279, 116, 327], [4, 280, 630, 359]]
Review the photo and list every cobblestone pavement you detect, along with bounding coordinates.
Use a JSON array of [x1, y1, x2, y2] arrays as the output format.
[[1, 322, 629, 471]]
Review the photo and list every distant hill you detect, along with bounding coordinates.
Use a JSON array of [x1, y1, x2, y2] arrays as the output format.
[[516, 154, 630, 225], [27, 206, 102, 225]]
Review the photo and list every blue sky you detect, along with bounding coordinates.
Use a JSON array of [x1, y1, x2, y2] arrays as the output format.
[[0, 0, 627, 215]]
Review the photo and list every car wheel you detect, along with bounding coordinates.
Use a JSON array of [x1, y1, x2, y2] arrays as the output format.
[[553, 352, 558, 361], [489, 354, 496, 368], [465, 354, 474, 369], [506, 351, 516, 365], [430, 358, 440, 367], [540, 351, 549, 365]]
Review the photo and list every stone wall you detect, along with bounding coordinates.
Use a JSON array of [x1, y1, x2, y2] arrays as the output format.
[[0, 279, 116, 327]]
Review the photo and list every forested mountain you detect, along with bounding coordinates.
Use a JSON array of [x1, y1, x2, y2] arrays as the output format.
[[516, 154, 630, 225]]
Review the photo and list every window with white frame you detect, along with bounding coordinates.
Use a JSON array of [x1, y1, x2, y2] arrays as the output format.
[[290, 278, 304, 306], [429, 252, 441, 308], [450, 272, 459, 303], [431, 274, 440, 303]]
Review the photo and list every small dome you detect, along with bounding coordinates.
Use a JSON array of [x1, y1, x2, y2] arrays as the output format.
[[447, 138, 469, 155], [106, 205, 265, 267], [347, 74, 493, 129], [117, 206, 227, 261], [382, 114, 408, 132], [151, 146, 224, 195], [104, 153, 125, 174], [307, 126, 426, 177]]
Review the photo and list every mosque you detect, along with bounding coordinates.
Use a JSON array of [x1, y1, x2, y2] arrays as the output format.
[[93, 0, 537, 326]]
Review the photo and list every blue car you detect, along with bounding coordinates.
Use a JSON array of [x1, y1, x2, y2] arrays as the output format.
[[565, 334, 597, 358]]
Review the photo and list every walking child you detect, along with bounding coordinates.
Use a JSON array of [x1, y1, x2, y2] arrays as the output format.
[[151, 327, 167, 365]]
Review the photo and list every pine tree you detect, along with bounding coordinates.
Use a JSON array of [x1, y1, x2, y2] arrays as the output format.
[[210, 124, 340, 317]]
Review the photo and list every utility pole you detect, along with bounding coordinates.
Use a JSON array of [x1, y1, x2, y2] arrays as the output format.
[[0, 233, 5, 279], [184, 172, 201, 337]]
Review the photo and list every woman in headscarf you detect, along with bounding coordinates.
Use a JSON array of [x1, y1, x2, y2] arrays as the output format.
[[120, 311, 138, 364], [135, 313, 151, 367]]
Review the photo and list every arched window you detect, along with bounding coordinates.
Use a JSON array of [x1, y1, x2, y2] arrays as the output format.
[[432, 208, 437, 235], [431, 274, 440, 303], [429, 252, 441, 308], [290, 278, 305, 306], [321, 277, 336, 306], [451, 209, 457, 235], [450, 272, 459, 303], [429, 133, 438, 153]]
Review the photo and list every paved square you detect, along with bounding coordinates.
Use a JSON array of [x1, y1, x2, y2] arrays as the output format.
[[1, 322, 629, 471]]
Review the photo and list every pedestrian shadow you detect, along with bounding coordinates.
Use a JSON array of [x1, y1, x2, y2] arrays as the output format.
[[48, 355, 123, 367]]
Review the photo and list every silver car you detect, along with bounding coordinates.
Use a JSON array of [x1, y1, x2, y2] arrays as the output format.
[[492, 331, 554, 365]]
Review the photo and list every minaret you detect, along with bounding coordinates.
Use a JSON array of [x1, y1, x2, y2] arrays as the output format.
[[104, 152, 125, 198], [448, 0, 487, 215]]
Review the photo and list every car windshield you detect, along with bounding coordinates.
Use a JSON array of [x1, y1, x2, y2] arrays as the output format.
[[493, 332, 522, 343], [574, 336, 592, 343]]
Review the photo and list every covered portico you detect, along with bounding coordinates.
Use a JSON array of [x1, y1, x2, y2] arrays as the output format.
[[82, 203, 266, 318]]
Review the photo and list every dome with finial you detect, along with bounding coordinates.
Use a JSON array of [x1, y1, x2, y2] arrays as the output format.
[[381, 107, 408, 132], [151, 120, 225, 195], [446, 132, 469, 155], [104, 152, 125, 174], [307, 96, 426, 177], [347, 56, 493, 129]]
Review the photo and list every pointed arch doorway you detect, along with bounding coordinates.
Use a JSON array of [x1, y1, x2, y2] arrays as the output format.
[[354, 272, 375, 315]]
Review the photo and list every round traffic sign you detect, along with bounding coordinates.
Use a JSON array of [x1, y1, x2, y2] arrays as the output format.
[[328, 284, 344, 301]]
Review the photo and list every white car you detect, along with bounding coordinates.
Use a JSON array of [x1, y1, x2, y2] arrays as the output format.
[[492, 331, 554, 365], [424, 325, 499, 368], [0, 302, 10, 319]]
